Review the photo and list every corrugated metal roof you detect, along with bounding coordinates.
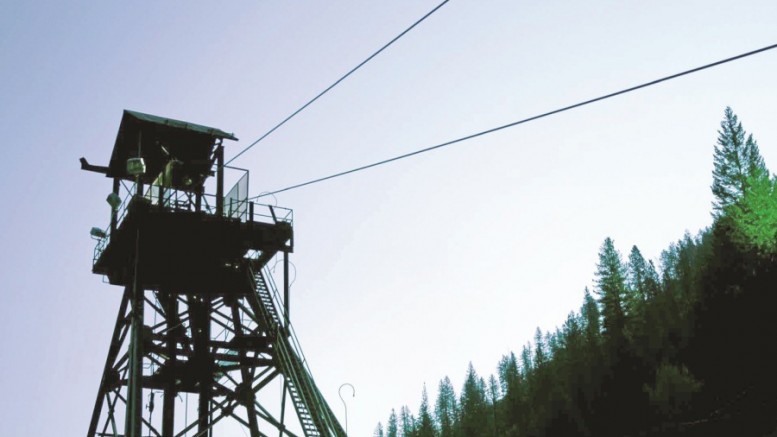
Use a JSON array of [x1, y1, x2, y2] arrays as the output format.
[[106, 110, 238, 184], [124, 110, 238, 141]]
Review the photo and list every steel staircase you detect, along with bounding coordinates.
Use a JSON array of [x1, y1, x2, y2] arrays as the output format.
[[247, 265, 346, 437]]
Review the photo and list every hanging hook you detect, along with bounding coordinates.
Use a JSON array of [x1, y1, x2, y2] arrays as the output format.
[[338, 383, 355, 435]]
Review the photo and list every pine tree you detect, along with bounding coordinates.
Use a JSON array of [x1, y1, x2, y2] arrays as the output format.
[[595, 237, 628, 355], [435, 377, 457, 437], [520, 344, 533, 376], [416, 384, 436, 437], [496, 353, 522, 434], [487, 375, 500, 436], [533, 327, 547, 369], [400, 406, 416, 437], [711, 106, 768, 216], [627, 246, 660, 300], [374, 422, 385, 437], [730, 172, 777, 253], [459, 363, 488, 436], [581, 287, 601, 349], [387, 409, 399, 437]]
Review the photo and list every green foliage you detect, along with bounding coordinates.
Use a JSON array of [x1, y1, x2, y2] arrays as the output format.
[[496, 353, 523, 435], [374, 422, 385, 437], [581, 287, 601, 351], [729, 174, 777, 254], [459, 363, 488, 436], [627, 245, 660, 299], [533, 327, 547, 368], [434, 377, 457, 437], [416, 385, 436, 437], [386, 409, 399, 437], [595, 238, 628, 356], [400, 405, 415, 437], [711, 106, 768, 216], [643, 362, 702, 418]]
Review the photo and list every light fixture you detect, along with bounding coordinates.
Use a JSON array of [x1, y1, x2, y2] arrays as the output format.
[[126, 157, 146, 176], [106, 193, 121, 210], [90, 227, 107, 239]]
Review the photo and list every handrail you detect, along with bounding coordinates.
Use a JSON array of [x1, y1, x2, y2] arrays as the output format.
[[261, 267, 314, 378], [260, 267, 345, 436], [92, 186, 293, 267], [246, 264, 344, 436]]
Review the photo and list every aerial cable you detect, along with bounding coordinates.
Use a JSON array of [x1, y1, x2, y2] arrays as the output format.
[[225, 0, 451, 165], [251, 42, 777, 199]]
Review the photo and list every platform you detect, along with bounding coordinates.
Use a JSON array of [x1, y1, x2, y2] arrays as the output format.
[[93, 197, 293, 294]]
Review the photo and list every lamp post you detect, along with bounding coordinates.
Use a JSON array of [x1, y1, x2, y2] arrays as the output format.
[[338, 383, 355, 435]]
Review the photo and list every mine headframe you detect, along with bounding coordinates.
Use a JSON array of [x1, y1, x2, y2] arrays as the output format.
[[81, 110, 344, 437]]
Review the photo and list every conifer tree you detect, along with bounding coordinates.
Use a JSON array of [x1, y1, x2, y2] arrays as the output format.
[[374, 423, 385, 437], [487, 375, 500, 436], [496, 353, 522, 434], [387, 409, 399, 437], [711, 106, 768, 216], [595, 237, 628, 354], [533, 327, 547, 369], [435, 377, 457, 437], [730, 172, 777, 253], [581, 287, 601, 349], [400, 406, 416, 437], [459, 363, 488, 436], [416, 385, 436, 437], [497, 353, 519, 396], [520, 344, 533, 376], [627, 246, 660, 300]]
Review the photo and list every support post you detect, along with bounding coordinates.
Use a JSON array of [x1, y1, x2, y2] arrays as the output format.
[[125, 130, 145, 437], [126, 229, 144, 437], [111, 178, 119, 236], [193, 296, 213, 437], [284, 251, 290, 328], [215, 143, 224, 217], [162, 292, 178, 437]]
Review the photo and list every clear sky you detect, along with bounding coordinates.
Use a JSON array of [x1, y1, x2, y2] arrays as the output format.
[[1, 1, 776, 435]]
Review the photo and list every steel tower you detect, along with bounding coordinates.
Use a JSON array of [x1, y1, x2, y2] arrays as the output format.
[[81, 110, 345, 437]]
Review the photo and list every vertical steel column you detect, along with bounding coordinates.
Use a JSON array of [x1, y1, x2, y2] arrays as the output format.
[[193, 296, 213, 436], [284, 251, 290, 327], [162, 293, 178, 437], [111, 178, 119, 236], [215, 143, 224, 217], [279, 251, 291, 436], [126, 131, 145, 437], [229, 302, 262, 437], [126, 234, 145, 436]]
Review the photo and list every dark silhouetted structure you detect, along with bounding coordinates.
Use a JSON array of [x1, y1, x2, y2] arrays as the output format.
[[82, 110, 345, 437]]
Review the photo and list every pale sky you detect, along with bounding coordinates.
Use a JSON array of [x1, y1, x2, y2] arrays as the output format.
[[1, 1, 776, 435]]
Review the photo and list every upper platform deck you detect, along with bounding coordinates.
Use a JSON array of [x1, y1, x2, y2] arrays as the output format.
[[92, 186, 293, 293]]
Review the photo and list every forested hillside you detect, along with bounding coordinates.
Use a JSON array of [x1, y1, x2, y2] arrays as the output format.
[[374, 107, 777, 437]]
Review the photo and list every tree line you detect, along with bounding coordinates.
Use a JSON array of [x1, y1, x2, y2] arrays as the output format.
[[373, 107, 777, 437]]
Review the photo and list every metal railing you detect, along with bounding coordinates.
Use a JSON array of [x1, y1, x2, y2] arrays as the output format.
[[247, 262, 345, 436], [92, 184, 293, 266]]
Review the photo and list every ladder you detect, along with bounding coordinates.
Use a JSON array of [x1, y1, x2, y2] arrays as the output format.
[[247, 266, 346, 437]]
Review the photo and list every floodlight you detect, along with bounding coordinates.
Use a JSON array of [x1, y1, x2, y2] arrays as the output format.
[[90, 227, 107, 239], [126, 157, 146, 176], [106, 193, 121, 210]]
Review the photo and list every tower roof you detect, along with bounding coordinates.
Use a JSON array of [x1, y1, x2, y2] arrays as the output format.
[[107, 110, 237, 184]]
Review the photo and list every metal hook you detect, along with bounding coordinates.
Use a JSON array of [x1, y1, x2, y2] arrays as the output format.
[[338, 383, 355, 435]]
